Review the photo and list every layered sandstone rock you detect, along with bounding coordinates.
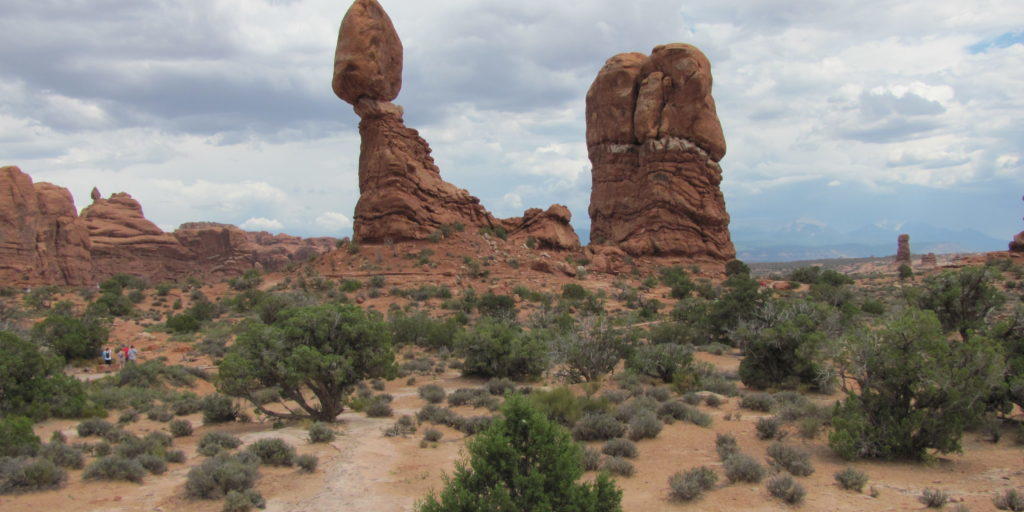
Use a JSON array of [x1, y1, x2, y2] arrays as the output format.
[[503, 205, 580, 251], [0, 166, 92, 285], [176, 222, 337, 272], [921, 253, 937, 267], [586, 44, 734, 259], [895, 234, 911, 264], [333, 0, 579, 249], [1011, 196, 1023, 252]]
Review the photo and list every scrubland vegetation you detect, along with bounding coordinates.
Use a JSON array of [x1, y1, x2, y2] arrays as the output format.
[[3, 254, 1024, 510]]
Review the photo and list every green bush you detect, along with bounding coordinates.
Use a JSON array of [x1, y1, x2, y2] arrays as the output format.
[[602, 438, 637, 458], [715, 433, 738, 461], [418, 384, 446, 404], [477, 293, 517, 320], [169, 419, 193, 438], [767, 474, 805, 504], [39, 442, 84, 469], [219, 303, 397, 421], [834, 467, 868, 492], [417, 394, 622, 512], [423, 429, 443, 443], [308, 423, 336, 443], [830, 310, 1003, 460], [245, 438, 295, 466], [626, 343, 693, 383], [137, 453, 167, 475], [0, 417, 40, 457], [668, 466, 717, 501], [389, 311, 462, 350], [457, 319, 548, 380], [919, 488, 949, 508], [185, 452, 260, 499], [197, 432, 242, 457], [0, 457, 67, 494], [756, 416, 782, 440], [724, 453, 764, 483], [660, 266, 695, 299], [229, 270, 263, 292], [572, 413, 627, 442], [201, 394, 239, 424], [582, 448, 601, 471], [83, 455, 146, 483], [296, 453, 318, 473], [601, 456, 634, 477], [994, 489, 1024, 511], [738, 301, 831, 391], [766, 443, 814, 477], [627, 410, 662, 441], [917, 266, 1004, 339], [76, 419, 113, 438], [31, 313, 108, 361], [365, 397, 393, 418], [740, 393, 774, 412], [1, 332, 97, 421]]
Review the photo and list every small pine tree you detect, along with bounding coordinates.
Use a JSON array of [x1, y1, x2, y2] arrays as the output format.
[[418, 394, 622, 512]]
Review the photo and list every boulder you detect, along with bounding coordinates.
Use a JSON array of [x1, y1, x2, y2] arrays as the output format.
[[504, 205, 580, 251], [586, 44, 734, 259], [332, 0, 403, 105]]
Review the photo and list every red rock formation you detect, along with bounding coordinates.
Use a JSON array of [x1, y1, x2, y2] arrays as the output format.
[[1011, 195, 1023, 252], [0, 166, 92, 285], [586, 44, 734, 259], [333, 0, 579, 250], [503, 205, 580, 250], [176, 222, 336, 272], [921, 253, 937, 267], [895, 234, 911, 264]]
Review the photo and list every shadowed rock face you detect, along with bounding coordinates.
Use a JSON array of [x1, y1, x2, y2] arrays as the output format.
[[896, 234, 911, 263], [586, 44, 734, 259], [0, 166, 92, 285], [333, 0, 579, 249]]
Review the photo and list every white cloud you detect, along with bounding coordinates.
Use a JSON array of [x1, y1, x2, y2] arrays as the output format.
[[240, 217, 284, 231], [315, 211, 353, 232]]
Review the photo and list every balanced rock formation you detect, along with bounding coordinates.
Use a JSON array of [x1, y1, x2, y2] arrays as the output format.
[[502, 205, 580, 250], [586, 44, 734, 259], [895, 234, 911, 264], [332, 0, 579, 250], [0, 166, 92, 285]]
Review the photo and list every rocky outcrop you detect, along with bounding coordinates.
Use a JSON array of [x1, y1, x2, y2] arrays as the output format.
[[176, 222, 337, 272], [0, 166, 92, 285], [586, 44, 734, 259], [503, 205, 580, 251], [333, 0, 579, 249], [896, 234, 911, 263], [921, 253, 937, 267], [1011, 196, 1023, 252]]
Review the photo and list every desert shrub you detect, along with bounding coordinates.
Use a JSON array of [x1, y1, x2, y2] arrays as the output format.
[[726, 259, 751, 277], [724, 453, 765, 483], [39, 442, 84, 469], [169, 419, 193, 438], [668, 466, 717, 501], [118, 409, 139, 424], [830, 310, 1003, 460], [919, 488, 950, 508], [708, 273, 765, 340], [861, 299, 885, 316], [0, 417, 40, 458], [602, 389, 629, 405], [418, 384, 446, 404], [477, 292, 517, 320], [704, 394, 723, 408], [614, 396, 659, 423], [137, 453, 167, 475], [602, 438, 637, 458], [715, 433, 738, 461], [486, 378, 516, 396], [740, 393, 774, 412], [147, 407, 174, 422], [834, 467, 868, 492], [418, 405, 456, 426], [767, 474, 805, 504], [626, 343, 693, 383], [572, 413, 627, 442], [170, 393, 203, 416], [1, 332, 98, 421], [528, 387, 609, 427], [165, 449, 186, 463], [308, 423, 336, 443], [627, 410, 662, 440], [645, 387, 672, 402], [601, 456, 634, 477], [553, 317, 627, 383], [389, 311, 462, 350], [197, 432, 242, 457], [417, 394, 622, 511], [766, 443, 814, 477], [246, 438, 295, 466], [756, 416, 782, 440], [582, 448, 602, 471], [114, 432, 170, 459], [384, 415, 420, 437], [31, 313, 108, 361], [994, 489, 1024, 511], [201, 394, 239, 424], [660, 266, 696, 299], [452, 415, 493, 435], [228, 270, 263, 292], [365, 397, 394, 418], [917, 266, 1004, 339], [296, 453, 318, 473], [83, 455, 146, 483], [0, 457, 67, 494], [219, 303, 397, 421], [448, 387, 489, 407], [185, 452, 260, 499], [737, 300, 832, 391], [76, 418, 114, 438], [423, 429, 443, 443], [456, 319, 548, 380]]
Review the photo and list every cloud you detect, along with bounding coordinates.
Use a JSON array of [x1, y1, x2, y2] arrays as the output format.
[[315, 211, 353, 232], [240, 217, 283, 231]]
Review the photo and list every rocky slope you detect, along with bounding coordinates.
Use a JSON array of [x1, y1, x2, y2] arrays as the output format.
[[333, 0, 579, 250], [586, 44, 734, 260]]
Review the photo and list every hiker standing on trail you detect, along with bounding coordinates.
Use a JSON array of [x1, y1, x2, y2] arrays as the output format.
[[101, 347, 113, 368], [128, 345, 138, 364], [116, 345, 126, 368]]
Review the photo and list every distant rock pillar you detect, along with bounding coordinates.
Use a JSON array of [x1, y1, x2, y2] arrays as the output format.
[[895, 234, 911, 264]]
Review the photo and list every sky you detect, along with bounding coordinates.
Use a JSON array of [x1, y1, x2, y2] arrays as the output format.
[[0, 0, 1021, 246]]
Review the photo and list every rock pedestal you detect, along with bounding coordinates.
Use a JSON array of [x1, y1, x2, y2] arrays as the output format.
[[896, 234, 911, 264]]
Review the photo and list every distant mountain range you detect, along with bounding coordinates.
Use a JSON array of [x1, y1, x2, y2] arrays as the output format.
[[732, 220, 1007, 262]]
